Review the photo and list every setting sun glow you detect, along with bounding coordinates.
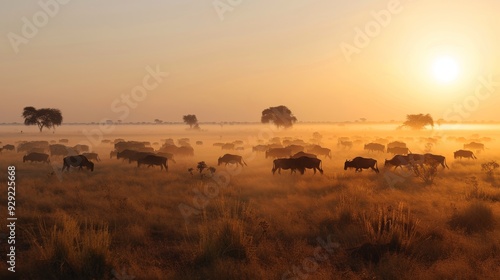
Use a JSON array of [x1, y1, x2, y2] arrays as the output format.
[[432, 56, 460, 84]]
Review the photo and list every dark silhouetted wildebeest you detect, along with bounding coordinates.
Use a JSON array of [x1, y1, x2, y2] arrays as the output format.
[[23, 152, 50, 163], [62, 155, 94, 172], [137, 155, 168, 171], [218, 154, 247, 167], [128, 152, 155, 163], [117, 149, 138, 162], [424, 153, 448, 169], [384, 155, 411, 169], [345, 157, 379, 173], [272, 157, 323, 175], [454, 149, 476, 159], [294, 156, 323, 174], [272, 158, 298, 175]]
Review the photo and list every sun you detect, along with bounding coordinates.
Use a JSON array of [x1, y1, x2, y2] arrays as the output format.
[[432, 55, 460, 84]]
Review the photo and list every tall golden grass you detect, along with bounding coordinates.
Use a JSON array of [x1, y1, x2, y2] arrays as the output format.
[[0, 124, 499, 279]]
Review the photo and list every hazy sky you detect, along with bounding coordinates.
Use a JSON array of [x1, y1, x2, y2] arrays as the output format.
[[1, 0, 499, 123]]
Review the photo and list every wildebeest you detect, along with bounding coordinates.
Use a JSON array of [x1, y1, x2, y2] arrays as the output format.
[[196, 141, 203, 145], [176, 146, 194, 156], [344, 157, 379, 173], [294, 156, 323, 174], [62, 155, 94, 172], [364, 143, 385, 153], [384, 155, 411, 169], [272, 157, 323, 175], [218, 154, 247, 166], [2, 144, 15, 151], [424, 153, 448, 169], [117, 149, 138, 162], [384, 154, 433, 169], [272, 158, 297, 174], [178, 138, 190, 146], [110, 150, 118, 159], [23, 152, 50, 163], [128, 152, 155, 163], [387, 141, 407, 149], [59, 139, 69, 143], [463, 142, 484, 151], [307, 145, 332, 159], [454, 149, 477, 159], [73, 144, 90, 153], [387, 147, 410, 155], [17, 141, 49, 153], [266, 148, 292, 159], [222, 143, 235, 150], [338, 140, 353, 149], [115, 141, 146, 152], [159, 144, 194, 157], [49, 144, 77, 157], [291, 151, 317, 159], [137, 155, 168, 171], [252, 145, 268, 152], [82, 152, 101, 162], [232, 140, 244, 146]]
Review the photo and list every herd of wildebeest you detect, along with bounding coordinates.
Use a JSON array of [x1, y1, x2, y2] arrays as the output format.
[[0, 134, 489, 175]]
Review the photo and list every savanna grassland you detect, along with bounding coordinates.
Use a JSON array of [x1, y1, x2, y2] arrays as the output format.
[[0, 123, 499, 280]]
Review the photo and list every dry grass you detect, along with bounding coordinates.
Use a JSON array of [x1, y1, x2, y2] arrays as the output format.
[[0, 124, 499, 279], [449, 201, 495, 234]]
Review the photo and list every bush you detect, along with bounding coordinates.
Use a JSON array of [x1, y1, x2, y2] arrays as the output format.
[[449, 202, 495, 234], [361, 202, 420, 250], [29, 212, 112, 279]]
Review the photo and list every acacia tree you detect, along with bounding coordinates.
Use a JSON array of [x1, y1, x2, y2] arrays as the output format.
[[183, 114, 198, 129], [402, 114, 434, 130], [261, 105, 297, 129], [22, 106, 63, 132]]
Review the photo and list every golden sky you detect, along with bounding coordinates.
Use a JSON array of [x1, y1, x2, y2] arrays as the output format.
[[1, 0, 499, 123]]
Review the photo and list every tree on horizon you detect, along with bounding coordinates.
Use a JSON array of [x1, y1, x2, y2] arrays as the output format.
[[401, 113, 434, 130], [261, 105, 297, 129], [183, 114, 198, 129], [22, 106, 63, 132]]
